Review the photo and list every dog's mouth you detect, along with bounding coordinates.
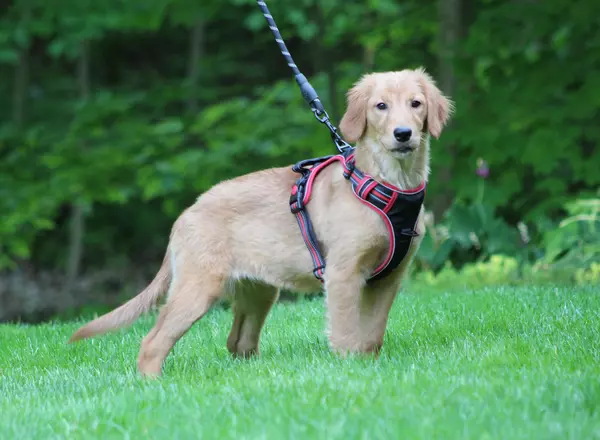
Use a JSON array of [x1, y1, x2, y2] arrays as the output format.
[[381, 136, 418, 156], [390, 145, 415, 154]]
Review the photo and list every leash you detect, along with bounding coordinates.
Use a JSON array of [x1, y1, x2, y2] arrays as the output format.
[[256, 0, 353, 154]]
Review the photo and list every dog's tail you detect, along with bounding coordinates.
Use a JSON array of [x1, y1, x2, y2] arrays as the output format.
[[68, 249, 172, 343]]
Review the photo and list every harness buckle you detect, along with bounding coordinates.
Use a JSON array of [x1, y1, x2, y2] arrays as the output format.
[[292, 156, 334, 176], [357, 178, 376, 200], [400, 228, 420, 237], [343, 160, 355, 179], [290, 182, 306, 214]]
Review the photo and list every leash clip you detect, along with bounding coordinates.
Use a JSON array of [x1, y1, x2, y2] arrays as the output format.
[[312, 107, 329, 123]]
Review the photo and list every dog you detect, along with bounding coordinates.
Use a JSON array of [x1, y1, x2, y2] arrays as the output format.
[[69, 67, 453, 377]]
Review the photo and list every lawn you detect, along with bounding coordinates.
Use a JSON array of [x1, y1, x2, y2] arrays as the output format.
[[1, 285, 599, 439]]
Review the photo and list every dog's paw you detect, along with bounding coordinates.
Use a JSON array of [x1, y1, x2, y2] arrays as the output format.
[[227, 340, 259, 359], [137, 351, 163, 378], [329, 339, 382, 358]]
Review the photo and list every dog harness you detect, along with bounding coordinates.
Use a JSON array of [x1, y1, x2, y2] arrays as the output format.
[[289, 148, 426, 284]]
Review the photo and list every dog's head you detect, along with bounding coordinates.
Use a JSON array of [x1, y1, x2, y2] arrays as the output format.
[[339, 68, 453, 158]]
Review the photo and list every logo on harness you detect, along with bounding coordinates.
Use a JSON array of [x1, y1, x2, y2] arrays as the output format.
[[289, 148, 426, 284]]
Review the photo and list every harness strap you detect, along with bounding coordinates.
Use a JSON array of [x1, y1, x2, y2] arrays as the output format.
[[290, 183, 326, 281], [290, 148, 425, 284], [290, 155, 346, 282]]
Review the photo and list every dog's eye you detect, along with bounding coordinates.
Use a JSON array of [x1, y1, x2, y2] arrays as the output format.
[[376, 102, 388, 110], [411, 100, 422, 108]]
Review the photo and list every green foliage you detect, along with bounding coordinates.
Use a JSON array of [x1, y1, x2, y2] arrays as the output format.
[[575, 262, 600, 285], [414, 189, 600, 288], [412, 254, 522, 292], [417, 177, 524, 272], [0, 0, 598, 283], [418, 200, 522, 270], [413, 248, 600, 293], [536, 193, 600, 271], [445, 0, 600, 221]]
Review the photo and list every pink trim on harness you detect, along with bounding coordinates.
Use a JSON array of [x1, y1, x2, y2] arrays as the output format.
[[296, 152, 424, 279]]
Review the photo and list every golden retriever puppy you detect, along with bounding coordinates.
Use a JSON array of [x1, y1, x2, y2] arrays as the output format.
[[69, 67, 453, 377]]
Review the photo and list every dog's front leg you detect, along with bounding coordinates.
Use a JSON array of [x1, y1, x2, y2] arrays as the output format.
[[358, 237, 424, 355], [324, 262, 407, 356], [323, 265, 366, 355], [358, 276, 402, 356]]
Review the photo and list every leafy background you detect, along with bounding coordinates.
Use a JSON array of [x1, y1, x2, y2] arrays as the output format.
[[0, 0, 598, 321]]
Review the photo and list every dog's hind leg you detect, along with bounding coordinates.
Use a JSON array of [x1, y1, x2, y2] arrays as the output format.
[[226, 281, 279, 358], [137, 266, 225, 378]]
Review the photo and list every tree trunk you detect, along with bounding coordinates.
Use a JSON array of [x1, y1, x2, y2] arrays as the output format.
[[65, 40, 91, 295], [432, 0, 461, 218], [363, 44, 376, 72], [13, 49, 28, 129], [186, 19, 205, 114]]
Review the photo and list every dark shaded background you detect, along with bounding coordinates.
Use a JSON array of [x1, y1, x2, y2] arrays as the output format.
[[1, 0, 598, 322]]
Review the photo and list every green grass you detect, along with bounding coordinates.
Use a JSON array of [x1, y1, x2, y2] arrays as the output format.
[[1, 285, 599, 440]]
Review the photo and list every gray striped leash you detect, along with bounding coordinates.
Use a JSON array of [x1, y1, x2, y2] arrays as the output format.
[[256, 0, 353, 153]]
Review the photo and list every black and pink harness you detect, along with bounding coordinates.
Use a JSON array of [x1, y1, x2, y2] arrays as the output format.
[[289, 148, 426, 284]]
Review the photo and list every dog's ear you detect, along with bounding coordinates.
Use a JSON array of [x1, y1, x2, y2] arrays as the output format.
[[339, 75, 372, 143], [416, 67, 454, 139]]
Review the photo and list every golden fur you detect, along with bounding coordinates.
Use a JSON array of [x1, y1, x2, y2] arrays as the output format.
[[69, 68, 453, 377]]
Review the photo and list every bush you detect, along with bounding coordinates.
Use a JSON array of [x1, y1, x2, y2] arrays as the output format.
[[534, 194, 600, 271], [410, 254, 520, 292], [416, 161, 528, 272], [409, 252, 598, 294]]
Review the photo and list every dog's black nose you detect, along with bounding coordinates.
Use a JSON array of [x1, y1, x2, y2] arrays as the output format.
[[393, 127, 412, 142]]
